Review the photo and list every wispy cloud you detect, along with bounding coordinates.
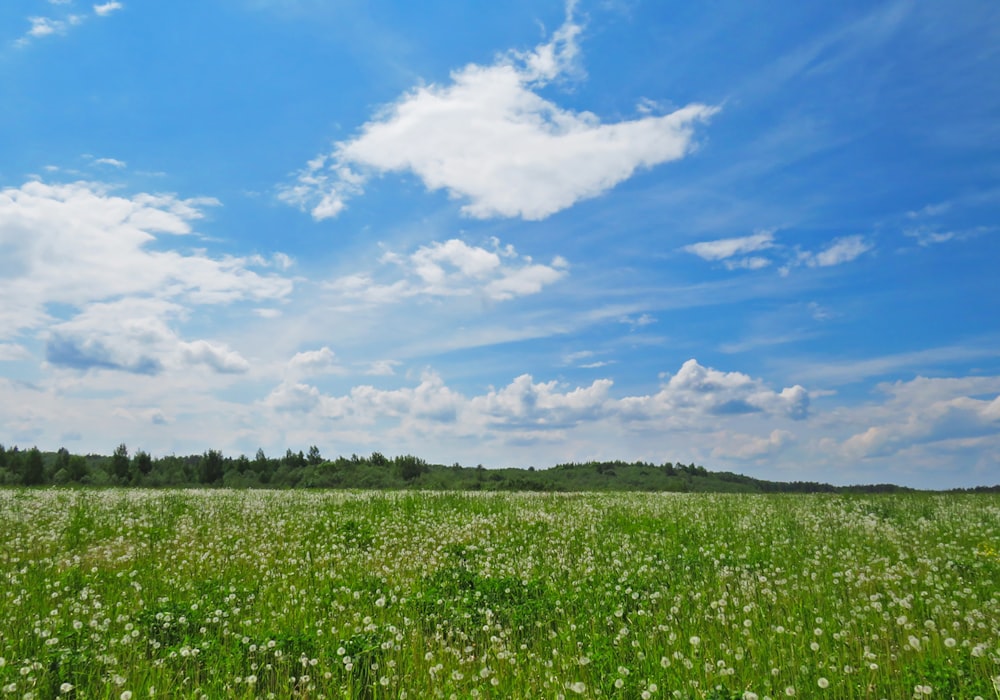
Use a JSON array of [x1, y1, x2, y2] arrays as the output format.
[[683, 230, 872, 273], [280, 3, 717, 221], [93, 2, 124, 17], [805, 235, 872, 267], [683, 230, 775, 261], [14, 2, 122, 48]]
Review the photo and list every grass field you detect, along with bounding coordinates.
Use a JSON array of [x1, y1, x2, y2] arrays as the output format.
[[0, 489, 997, 699]]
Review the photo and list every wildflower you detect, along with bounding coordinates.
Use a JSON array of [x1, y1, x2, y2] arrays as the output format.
[[120, 693, 133, 700], [566, 682, 586, 694], [817, 678, 829, 689], [60, 683, 74, 694]]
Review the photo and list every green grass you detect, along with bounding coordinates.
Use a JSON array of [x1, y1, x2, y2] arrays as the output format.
[[0, 489, 997, 699]]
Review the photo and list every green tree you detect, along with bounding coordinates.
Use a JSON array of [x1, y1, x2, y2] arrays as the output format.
[[394, 454, 428, 482], [111, 443, 130, 484], [199, 449, 225, 485], [134, 450, 153, 476], [22, 447, 45, 486], [67, 455, 89, 483], [307, 445, 323, 465]]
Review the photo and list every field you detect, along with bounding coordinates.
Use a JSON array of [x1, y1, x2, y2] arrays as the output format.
[[0, 490, 998, 699]]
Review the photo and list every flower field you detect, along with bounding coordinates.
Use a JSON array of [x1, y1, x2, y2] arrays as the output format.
[[0, 489, 998, 699]]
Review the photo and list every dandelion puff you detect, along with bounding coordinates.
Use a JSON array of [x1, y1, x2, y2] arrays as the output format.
[[60, 683, 74, 694], [818, 678, 829, 689], [566, 682, 586, 694], [120, 693, 133, 700]]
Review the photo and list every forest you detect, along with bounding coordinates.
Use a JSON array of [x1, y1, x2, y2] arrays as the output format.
[[1, 443, 996, 493]]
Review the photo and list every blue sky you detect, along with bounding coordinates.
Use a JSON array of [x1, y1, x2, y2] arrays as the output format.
[[1, 0, 998, 488]]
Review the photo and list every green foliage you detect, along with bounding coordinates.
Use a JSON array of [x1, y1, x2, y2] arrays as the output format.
[[0, 443, 996, 493]]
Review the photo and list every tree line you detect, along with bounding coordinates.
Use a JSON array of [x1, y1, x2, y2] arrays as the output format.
[[0, 443, 996, 493]]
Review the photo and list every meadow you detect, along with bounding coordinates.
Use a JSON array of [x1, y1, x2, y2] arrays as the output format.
[[0, 489, 997, 699]]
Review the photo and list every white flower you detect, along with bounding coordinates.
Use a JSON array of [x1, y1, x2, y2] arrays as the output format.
[[817, 678, 829, 689], [60, 683, 74, 694], [566, 682, 586, 694]]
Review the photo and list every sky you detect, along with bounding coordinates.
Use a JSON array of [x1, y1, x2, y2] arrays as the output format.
[[1, 0, 998, 488]]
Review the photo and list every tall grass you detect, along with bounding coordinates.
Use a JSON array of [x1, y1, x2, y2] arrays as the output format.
[[0, 489, 997, 698]]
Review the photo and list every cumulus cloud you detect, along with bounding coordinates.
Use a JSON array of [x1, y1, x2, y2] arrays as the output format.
[[327, 238, 567, 304], [840, 375, 1000, 459], [261, 359, 809, 442], [179, 340, 251, 374], [0, 179, 292, 338], [287, 347, 343, 376], [280, 4, 717, 221], [1, 179, 292, 378], [619, 359, 809, 421]]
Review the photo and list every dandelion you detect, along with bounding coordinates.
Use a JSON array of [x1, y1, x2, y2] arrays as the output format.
[[817, 678, 829, 689], [60, 683, 74, 694], [120, 693, 133, 700], [566, 682, 586, 694]]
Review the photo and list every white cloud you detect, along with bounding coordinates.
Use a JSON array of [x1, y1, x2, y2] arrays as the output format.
[[93, 2, 124, 16], [711, 429, 795, 460], [15, 15, 83, 45], [621, 359, 810, 421], [179, 340, 251, 374], [724, 256, 771, 271], [0, 179, 292, 338], [281, 4, 717, 221], [0, 343, 31, 362], [15, 2, 121, 47], [260, 359, 809, 442], [94, 157, 127, 168], [806, 235, 873, 267], [683, 231, 775, 261], [41, 298, 252, 376], [620, 313, 656, 329], [287, 347, 342, 376], [327, 238, 567, 304], [840, 375, 1000, 459], [685, 231, 874, 274], [0, 179, 293, 380]]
